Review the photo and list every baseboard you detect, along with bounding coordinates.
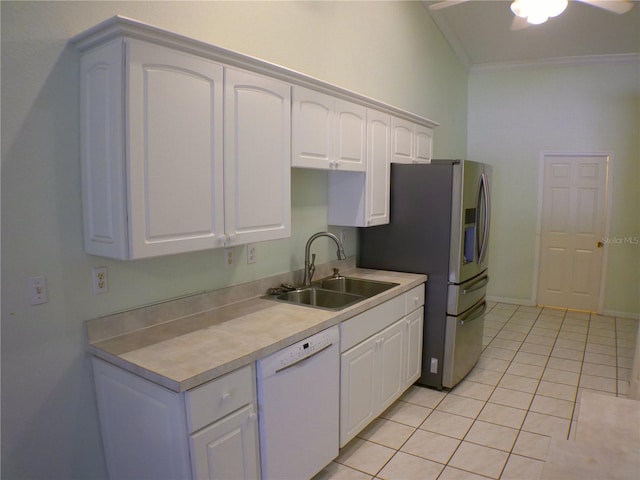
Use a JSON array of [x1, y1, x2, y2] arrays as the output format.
[[487, 296, 536, 307], [601, 310, 640, 320], [486, 296, 640, 319]]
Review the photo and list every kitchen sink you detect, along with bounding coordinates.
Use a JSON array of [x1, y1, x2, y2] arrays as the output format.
[[274, 288, 364, 310], [315, 276, 398, 297], [266, 276, 399, 311]]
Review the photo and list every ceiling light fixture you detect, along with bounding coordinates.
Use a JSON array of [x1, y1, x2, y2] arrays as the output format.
[[510, 0, 568, 24]]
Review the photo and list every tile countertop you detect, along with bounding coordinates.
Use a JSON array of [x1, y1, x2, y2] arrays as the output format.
[[87, 267, 427, 392]]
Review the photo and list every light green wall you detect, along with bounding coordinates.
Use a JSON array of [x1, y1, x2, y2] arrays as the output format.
[[468, 61, 640, 315], [1, 2, 467, 478]]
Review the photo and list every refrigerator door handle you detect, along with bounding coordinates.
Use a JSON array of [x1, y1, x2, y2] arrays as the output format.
[[462, 275, 490, 294], [459, 301, 487, 325], [477, 173, 491, 265]]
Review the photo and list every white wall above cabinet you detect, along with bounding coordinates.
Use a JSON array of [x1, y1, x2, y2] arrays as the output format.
[[292, 87, 366, 171]]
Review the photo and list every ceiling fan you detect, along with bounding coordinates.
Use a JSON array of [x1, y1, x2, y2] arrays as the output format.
[[429, 0, 634, 29]]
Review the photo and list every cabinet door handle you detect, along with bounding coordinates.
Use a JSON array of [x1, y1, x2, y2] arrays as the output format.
[[221, 392, 231, 402], [248, 412, 257, 422]]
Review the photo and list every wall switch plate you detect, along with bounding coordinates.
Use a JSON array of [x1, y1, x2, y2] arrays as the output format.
[[340, 230, 347, 244], [28, 275, 49, 305], [92, 267, 108, 294], [247, 244, 257, 264], [225, 248, 234, 268]]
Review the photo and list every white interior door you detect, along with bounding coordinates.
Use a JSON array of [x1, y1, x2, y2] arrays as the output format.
[[537, 154, 609, 311]]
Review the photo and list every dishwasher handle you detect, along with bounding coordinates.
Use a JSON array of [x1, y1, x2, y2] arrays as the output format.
[[274, 343, 334, 374], [258, 326, 340, 379]]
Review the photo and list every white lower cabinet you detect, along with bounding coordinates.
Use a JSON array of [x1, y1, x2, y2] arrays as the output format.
[[341, 317, 405, 444], [190, 404, 259, 480], [91, 358, 260, 480], [90, 283, 425, 478], [404, 308, 424, 386], [339, 284, 425, 447]]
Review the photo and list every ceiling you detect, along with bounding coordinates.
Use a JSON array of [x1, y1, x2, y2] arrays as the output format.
[[423, 0, 640, 68]]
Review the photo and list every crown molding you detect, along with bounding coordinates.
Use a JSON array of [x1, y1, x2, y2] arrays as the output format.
[[424, 1, 472, 71], [469, 53, 640, 74], [70, 15, 440, 128]]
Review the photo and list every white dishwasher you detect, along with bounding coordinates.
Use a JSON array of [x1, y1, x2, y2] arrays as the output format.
[[257, 325, 340, 480]]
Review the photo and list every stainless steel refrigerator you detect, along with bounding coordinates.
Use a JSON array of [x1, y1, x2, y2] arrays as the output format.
[[358, 160, 492, 389]]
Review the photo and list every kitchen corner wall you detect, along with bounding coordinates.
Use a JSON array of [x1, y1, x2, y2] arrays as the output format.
[[468, 60, 640, 316], [1, 2, 467, 478]]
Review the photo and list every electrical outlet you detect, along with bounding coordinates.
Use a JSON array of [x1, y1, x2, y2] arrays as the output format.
[[92, 267, 108, 294], [28, 275, 49, 305], [340, 230, 347, 244], [247, 244, 257, 264], [224, 248, 234, 268]]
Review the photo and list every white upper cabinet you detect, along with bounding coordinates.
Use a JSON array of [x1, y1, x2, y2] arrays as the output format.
[[224, 68, 291, 246], [366, 110, 392, 226], [328, 109, 391, 227], [291, 88, 331, 168], [79, 39, 290, 259], [292, 86, 366, 171], [81, 39, 225, 259], [391, 117, 433, 164], [74, 17, 438, 255]]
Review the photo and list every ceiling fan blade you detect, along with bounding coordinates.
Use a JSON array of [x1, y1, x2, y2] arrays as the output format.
[[428, 0, 470, 11], [575, 0, 634, 14], [510, 15, 530, 31]]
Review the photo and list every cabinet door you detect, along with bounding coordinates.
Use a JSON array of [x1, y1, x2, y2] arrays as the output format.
[[391, 117, 414, 164], [224, 68, 291, 245], [334, 99, 366, 172], [190, 404, 260, 480], [92, 358, 192, 479], [80, 39, 128, 259], [127, 40, 225, 258], [414, 125, 433, 163], [292, 87, 332, 169], [366, 109, 391, 226], [404, 307, 424, 386], [340, 336, 377, 447], [377, 319, 406, 411]]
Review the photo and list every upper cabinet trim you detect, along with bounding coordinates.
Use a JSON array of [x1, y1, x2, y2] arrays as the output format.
[[70, 15, 439, 129]]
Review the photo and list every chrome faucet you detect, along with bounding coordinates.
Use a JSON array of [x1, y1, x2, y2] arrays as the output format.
[[303, 232, 347, 287]]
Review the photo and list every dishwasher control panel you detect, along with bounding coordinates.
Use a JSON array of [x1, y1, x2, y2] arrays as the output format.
[[258, 326, 339, 377]]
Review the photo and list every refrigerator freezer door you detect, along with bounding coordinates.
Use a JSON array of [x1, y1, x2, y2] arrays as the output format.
[[447, 273, 489, 316], [442, 299, 486, 388]]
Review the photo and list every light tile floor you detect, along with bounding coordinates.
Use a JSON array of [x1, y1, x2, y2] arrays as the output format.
[[315, 302, 639, 480]]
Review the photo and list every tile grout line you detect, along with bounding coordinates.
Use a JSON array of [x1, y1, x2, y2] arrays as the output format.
[[443, 303, 534, 480], [494, 305, 546, 480]]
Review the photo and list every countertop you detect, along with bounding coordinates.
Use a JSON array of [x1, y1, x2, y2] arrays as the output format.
[[88, 268, 427, 392]]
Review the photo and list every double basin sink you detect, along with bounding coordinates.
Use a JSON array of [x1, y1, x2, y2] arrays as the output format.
[[267, 276, 399, 311]]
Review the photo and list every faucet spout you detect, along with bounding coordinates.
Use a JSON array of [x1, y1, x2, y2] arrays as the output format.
[[303, 232, 347, 287]]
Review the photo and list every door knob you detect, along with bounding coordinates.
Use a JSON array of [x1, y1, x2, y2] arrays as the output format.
[[597, 241, 604, 248]]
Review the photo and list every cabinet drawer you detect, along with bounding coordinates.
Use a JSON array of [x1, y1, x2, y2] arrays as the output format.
[[340, 293, 405, 352], [186, 365, 254, 433], [405, 284, 425, 314]]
